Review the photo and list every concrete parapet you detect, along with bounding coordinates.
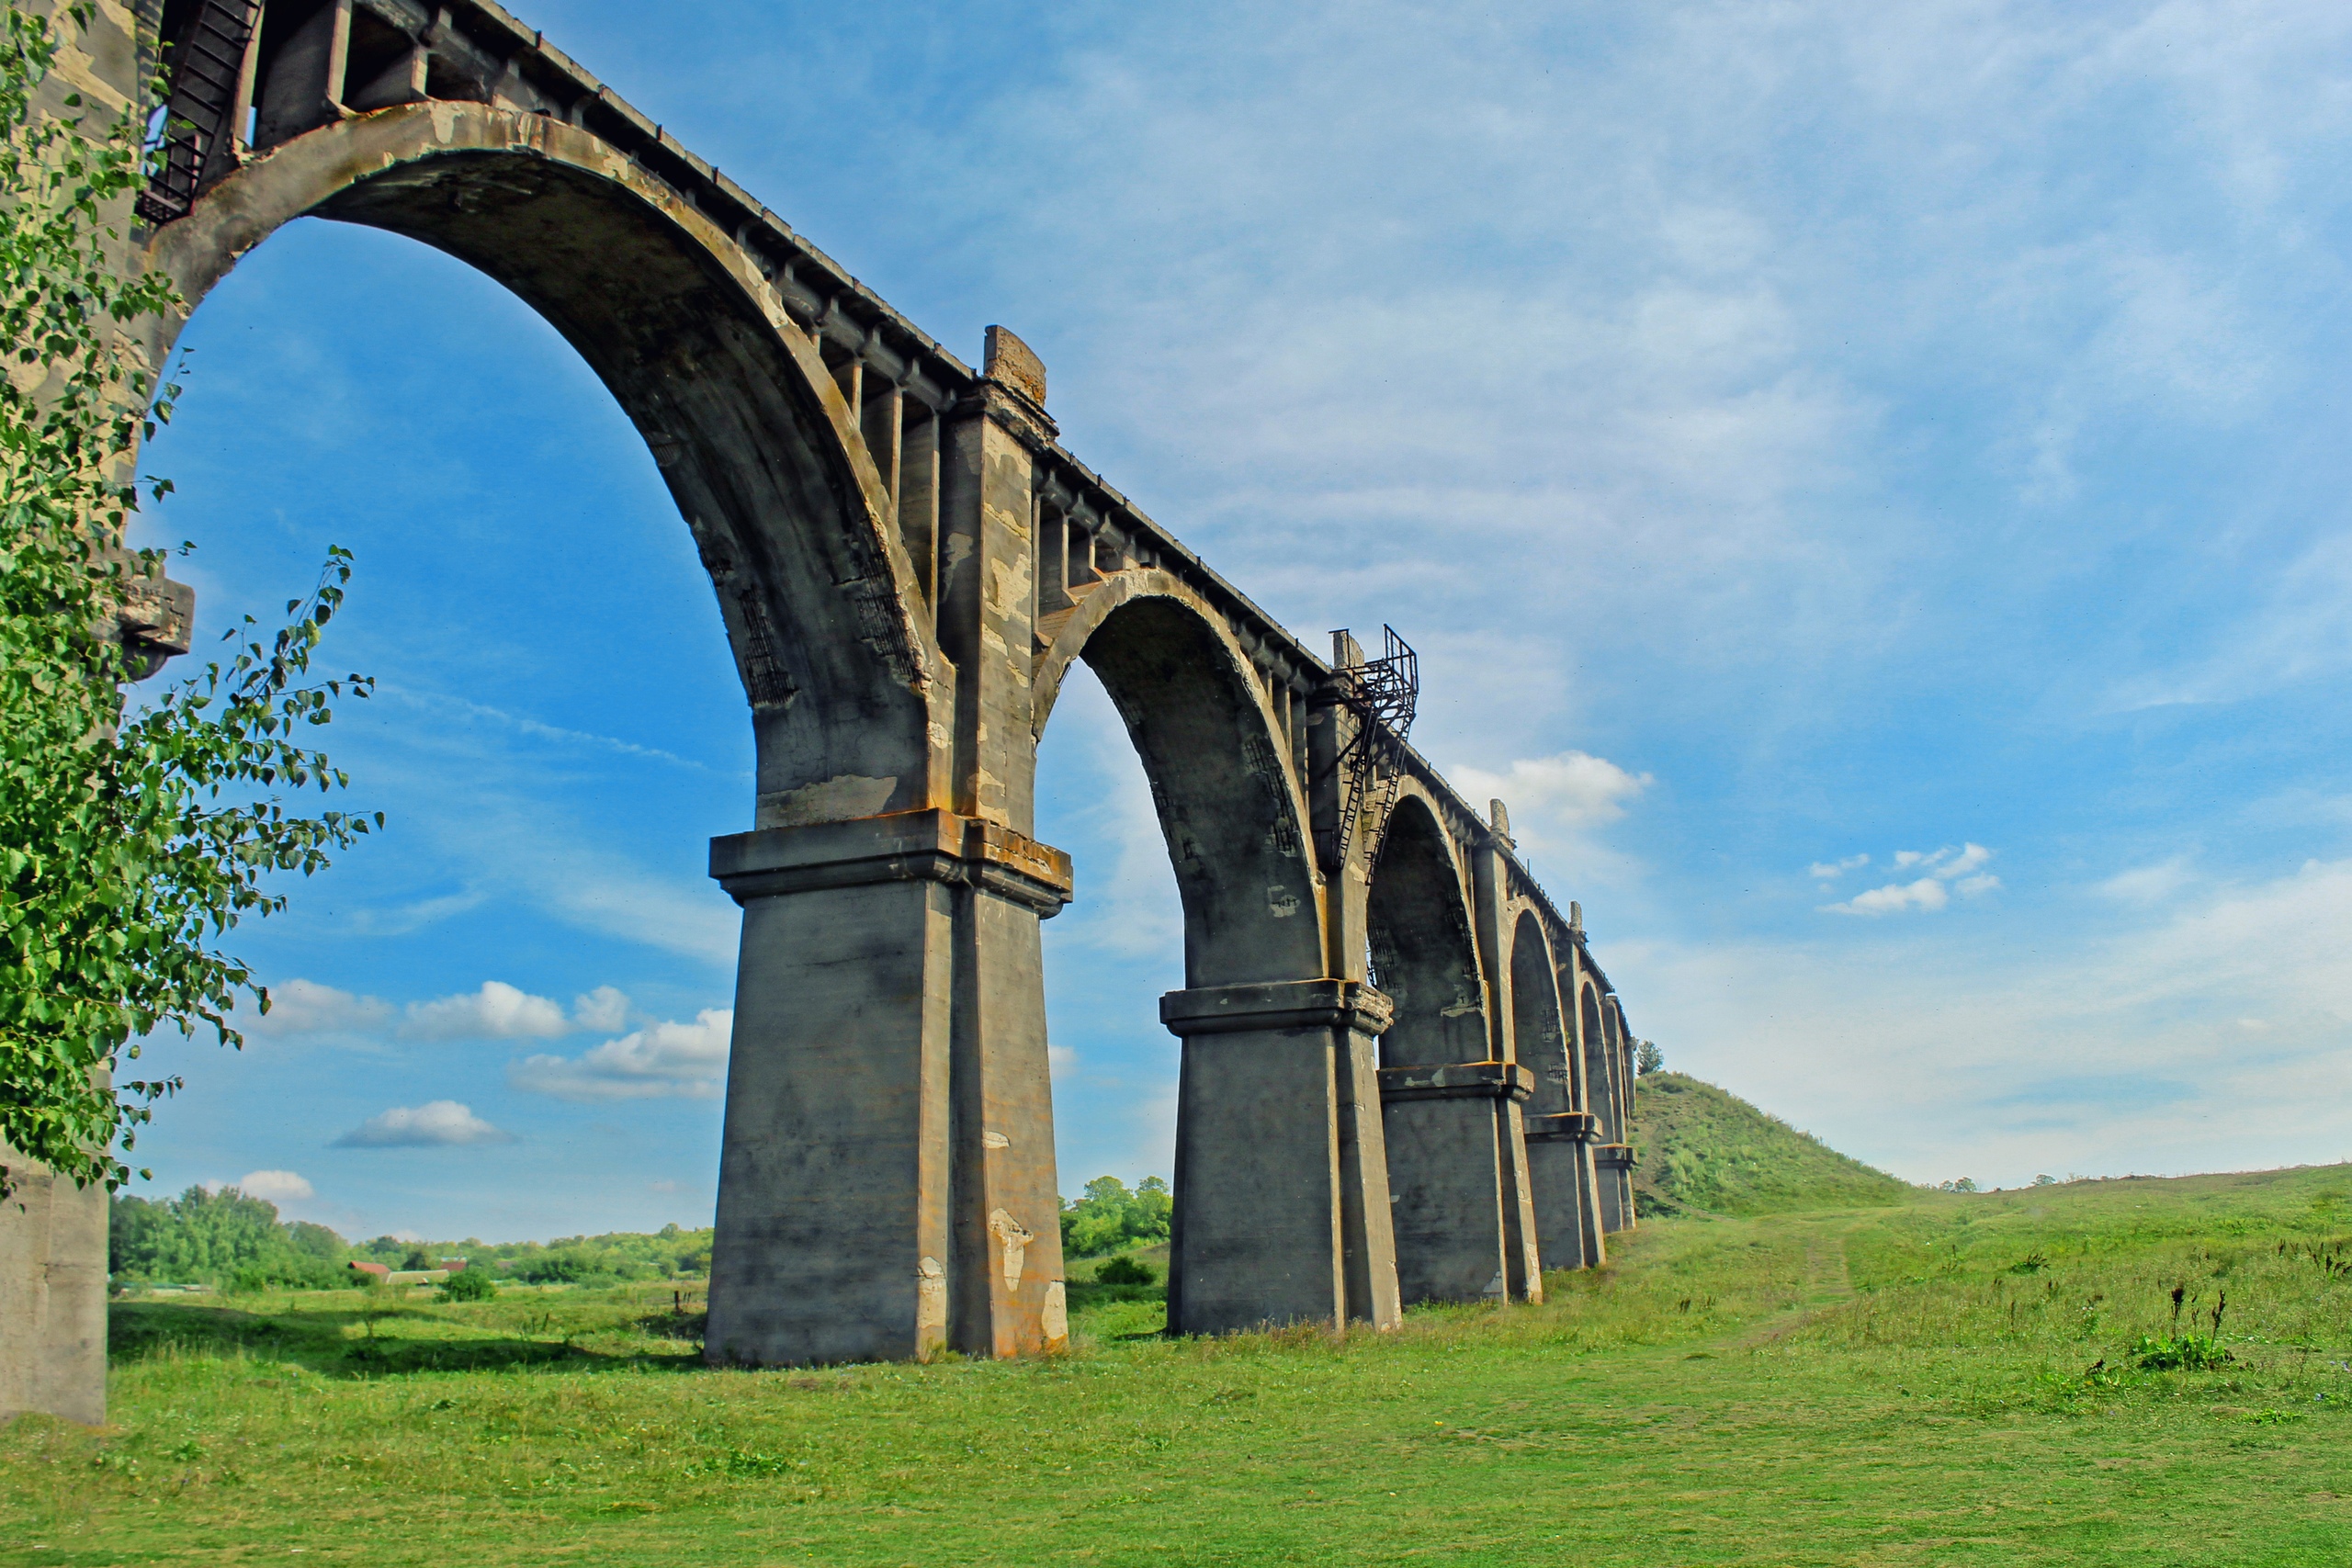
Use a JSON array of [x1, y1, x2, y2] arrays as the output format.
[[1159, 980, 1401, 1335]]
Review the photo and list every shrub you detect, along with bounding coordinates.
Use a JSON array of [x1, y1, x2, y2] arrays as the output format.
[[439, 1267, 496, 1303], [1096, 1255, 1156, 1286]]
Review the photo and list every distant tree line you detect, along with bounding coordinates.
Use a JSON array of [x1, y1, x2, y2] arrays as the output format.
[[1059, 1175, 1171, 1258], [110, 1186, 346, 1291], [108, 1186, 715, 1291]]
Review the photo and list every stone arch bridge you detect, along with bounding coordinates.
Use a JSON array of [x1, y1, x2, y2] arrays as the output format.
[[6, 0, 1644, 1413]]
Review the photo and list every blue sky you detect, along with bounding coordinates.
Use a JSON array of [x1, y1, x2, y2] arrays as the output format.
[[126, 0, 2352, 1241]]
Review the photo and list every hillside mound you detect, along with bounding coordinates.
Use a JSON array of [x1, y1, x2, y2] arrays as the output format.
[[1631, 1071, 1910, 1216]]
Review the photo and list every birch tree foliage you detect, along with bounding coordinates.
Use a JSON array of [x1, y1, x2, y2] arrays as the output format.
[[2, 3, 375, 1197]]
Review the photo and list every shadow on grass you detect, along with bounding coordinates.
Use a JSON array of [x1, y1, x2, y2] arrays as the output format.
[[108, 1301, 706, 1379]]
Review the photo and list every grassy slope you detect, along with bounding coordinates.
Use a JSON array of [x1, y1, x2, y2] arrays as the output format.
[[1632, 1070, 1913, 1216], [7, 1165, 2352, 1564]]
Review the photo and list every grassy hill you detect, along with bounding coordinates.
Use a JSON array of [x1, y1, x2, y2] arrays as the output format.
[[1631, 1070, 1912, 1215]]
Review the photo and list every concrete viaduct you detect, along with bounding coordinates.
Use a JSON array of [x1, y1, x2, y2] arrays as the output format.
[[2, 0, 1641, 1420]]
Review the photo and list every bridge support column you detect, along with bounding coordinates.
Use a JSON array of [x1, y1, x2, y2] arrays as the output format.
[[1159, 980, 1401, 1335], [0, 1148, 107, 1426], [1522, 1111, 1606, 1270], [1471, 842, 1544, 1303], [1596, 1144, 1639, 1233], [706, 809, 1070, 1367], [1379, 1062, 1538, 1303]]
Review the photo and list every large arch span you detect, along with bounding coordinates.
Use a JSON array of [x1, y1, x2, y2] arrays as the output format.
[[2, 0, 1648, 1420]]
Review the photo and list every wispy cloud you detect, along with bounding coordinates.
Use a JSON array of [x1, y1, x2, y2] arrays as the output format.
[[375, 682, 739, 777], [253, 979, 639, 1045], [1626, 852, 2352, 1185], [2098, 858, 2194, 905]]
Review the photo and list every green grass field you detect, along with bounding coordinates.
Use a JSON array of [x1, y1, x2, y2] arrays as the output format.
[[7, 1157, 2352, 1565]]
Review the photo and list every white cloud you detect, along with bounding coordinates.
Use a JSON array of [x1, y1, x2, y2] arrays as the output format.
[[1809, 853, 1871, 880], [401, 981, 571, 1042], [253, 978, 391, 1035], [508, 1009, 733, 1101], [332, 1100, 514, 1147], [1451, 751, 1652, 838], [571, 986, 632, 1032], [1049, 1044, 1079, 1081], [1827, 876, 1950, 916], [1448, 751, 1656, 891], [1821, 843, 1999, 915], [235, 1169, 314, 1202]]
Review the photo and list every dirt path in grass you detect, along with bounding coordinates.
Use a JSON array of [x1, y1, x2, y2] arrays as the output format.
[[1725, 1214, 1860, 1350]]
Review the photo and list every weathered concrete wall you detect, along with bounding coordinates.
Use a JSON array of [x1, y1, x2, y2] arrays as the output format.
[[706, 811, 1071, 1364], [1471, 840, 1544, 1303], [0, 1151, 109, 1426]]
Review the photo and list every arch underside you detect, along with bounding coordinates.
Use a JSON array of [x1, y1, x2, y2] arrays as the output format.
[[1510, 913, 1572, 1116], [1072, 594, 1322, 987], [144, 106, 944, 820], [1581, 983, 1617, 1140], [1368, 795, 1485, 1070]]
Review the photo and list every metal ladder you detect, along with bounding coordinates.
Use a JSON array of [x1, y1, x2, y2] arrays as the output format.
[[137, 1, 264, 224]]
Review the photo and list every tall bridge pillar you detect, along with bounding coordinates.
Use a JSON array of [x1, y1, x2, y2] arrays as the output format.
[[1159, 981, 1401, 1334], [1472, 835, 1546, 1303], [707, 329, 1078, 1365], [707, 814, 1071, 1365]]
